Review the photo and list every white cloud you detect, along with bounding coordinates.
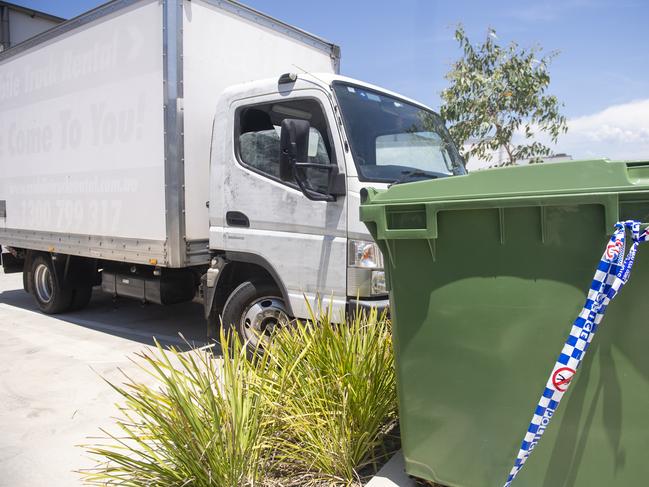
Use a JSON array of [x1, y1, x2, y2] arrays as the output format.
[[464, 99, 649, 170], [546, 98, 649, 160]]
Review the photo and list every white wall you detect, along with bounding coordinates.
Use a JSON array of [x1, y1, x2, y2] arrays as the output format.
[[8, 8, 60, 47]]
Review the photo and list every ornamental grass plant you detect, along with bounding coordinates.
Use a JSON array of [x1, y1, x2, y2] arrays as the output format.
[[262, 304, 398, 485], [81, 304, 397, 486], [81, 332, 275, 486]]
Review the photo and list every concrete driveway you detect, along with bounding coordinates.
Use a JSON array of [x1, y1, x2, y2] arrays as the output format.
[[0, 271, 210, 487]]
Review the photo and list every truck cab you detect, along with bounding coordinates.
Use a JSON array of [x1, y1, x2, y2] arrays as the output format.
[[205, 73, 466, 347], [0, 0, 466, 351]]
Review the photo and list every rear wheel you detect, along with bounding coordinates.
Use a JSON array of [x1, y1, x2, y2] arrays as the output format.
[[221, 281, 290, 353], [23, 263, 30, 294], [70, 286, 93, 311], [31, 255, 73, 314]]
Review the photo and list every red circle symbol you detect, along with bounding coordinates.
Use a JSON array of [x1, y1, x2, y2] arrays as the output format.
[[552, 367, 576, 392], [606, 240, 623, 260]]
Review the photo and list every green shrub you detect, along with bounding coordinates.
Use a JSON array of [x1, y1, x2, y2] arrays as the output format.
[[82, 306, 397, 487], [262, 305, 397, 485], [82, 331, 275, 486]]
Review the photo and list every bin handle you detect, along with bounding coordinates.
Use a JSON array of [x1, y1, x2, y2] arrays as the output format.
[[373, 193, 621, 241]]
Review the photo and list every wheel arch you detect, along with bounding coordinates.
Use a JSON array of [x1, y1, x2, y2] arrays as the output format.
[[23, 251, 99, 292], [224, 251, 292, 315], [205, 251, 293, 330]]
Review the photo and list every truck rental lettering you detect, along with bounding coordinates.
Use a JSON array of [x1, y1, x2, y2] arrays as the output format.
[[0, 97, 146, 157]]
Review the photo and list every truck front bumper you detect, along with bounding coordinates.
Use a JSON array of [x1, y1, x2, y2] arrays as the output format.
[[347, 297, 390, 317]]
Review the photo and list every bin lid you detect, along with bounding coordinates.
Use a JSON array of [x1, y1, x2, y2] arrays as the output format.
[[361, 159, 649, 206], [360, 159, 649, 242]]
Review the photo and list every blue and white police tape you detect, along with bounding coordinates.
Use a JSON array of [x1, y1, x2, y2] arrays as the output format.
[[503, 220, 649, 487]]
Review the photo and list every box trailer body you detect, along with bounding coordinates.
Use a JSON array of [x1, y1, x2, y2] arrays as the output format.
[[0, 0, 467, 347], [0, 0, 339, 267]]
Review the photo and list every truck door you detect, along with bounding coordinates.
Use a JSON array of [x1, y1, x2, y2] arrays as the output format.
[[221, 89, 347, 319]]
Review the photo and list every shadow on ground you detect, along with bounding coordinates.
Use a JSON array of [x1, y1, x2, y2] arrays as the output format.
[[0, 274, 213, 351]]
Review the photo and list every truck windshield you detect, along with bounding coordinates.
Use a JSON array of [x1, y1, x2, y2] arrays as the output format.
[[333, 82, 466, 183]]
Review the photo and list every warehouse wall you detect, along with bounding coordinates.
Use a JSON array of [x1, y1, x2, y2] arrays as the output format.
[[9, 8, 59, 45], [0, 3, 63, 52]]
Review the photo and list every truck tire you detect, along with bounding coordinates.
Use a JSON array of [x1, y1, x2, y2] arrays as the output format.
[[23, 254, 34, 294], [31, 255, 74, 314], [70, 286, 93, 311], [221, 280, 290, 353], [23, 266, 30, 294]]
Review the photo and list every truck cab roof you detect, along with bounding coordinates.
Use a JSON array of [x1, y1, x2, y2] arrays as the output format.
[[219, 73, 437, 115]]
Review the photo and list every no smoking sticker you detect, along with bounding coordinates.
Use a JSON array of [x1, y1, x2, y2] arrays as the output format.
[[552, 367, 576, 392]]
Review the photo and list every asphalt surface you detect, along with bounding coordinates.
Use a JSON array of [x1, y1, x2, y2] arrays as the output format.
[[0, 271, 210, 486], [0, 271, 412, 487]]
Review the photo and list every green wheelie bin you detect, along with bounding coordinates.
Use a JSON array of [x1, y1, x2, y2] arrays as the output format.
[[360, 159, 649, 487]]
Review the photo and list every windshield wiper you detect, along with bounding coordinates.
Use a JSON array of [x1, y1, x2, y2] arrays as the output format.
[[390, 170, 440, 186]]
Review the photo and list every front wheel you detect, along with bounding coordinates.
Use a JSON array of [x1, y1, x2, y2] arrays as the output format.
[[221, 281, 290, 352]]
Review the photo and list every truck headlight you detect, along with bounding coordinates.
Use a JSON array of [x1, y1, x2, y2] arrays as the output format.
[[349, 239, 383, 269], [348, 240, 386, 297]]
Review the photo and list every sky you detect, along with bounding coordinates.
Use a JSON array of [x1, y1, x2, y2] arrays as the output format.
[[12, 0, 649, 162]]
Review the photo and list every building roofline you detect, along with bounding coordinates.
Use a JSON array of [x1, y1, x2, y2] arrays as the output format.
[[0, 1, 66, 23]]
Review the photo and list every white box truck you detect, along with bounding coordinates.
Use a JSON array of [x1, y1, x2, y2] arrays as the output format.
[[0, 0, 466, 347]]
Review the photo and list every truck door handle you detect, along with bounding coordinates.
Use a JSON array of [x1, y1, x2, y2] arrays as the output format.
[[226, 211, 250, 227]]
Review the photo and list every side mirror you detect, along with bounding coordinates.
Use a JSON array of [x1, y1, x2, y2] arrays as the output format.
[[279, 118, 346, 202], [279, 119, 310, 182]]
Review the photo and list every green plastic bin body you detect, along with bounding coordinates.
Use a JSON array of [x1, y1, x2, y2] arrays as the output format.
[[360, 160, 649, 487]]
